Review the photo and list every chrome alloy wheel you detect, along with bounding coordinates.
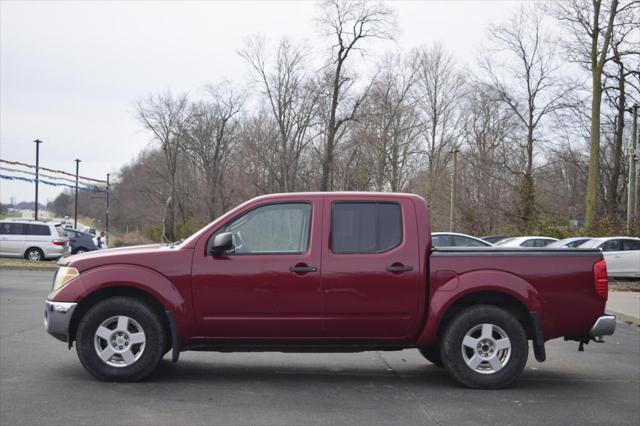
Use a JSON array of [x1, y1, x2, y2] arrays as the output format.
[[461, 323, 511, 374], [27, 250, 42, 261], [94, 315, 146, 368]]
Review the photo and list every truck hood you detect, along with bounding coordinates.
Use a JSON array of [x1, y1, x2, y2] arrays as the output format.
[[58, 244, 168, 270]]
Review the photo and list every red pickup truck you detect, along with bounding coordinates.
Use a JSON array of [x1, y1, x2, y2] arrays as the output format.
[[45, 192, 615, 388]]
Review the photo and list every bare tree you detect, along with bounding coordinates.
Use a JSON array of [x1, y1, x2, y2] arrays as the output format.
[[481, 6, 574, 229], [240, 37, 320, 192], [317, 0, 396, 190], [361, 53, 421, 191], [549, 0, 630, 226], [184, 84, 244, 220], [601, 12, 640, 220], [459, 84, 519, 234], [136, 91, 189, 241], [413, 43, 466, 203]]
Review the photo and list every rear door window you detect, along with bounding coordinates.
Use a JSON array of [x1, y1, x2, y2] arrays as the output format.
[[28, 224, 51, 236], [622, 239, 640, 251], [331, 202, 402, 253]]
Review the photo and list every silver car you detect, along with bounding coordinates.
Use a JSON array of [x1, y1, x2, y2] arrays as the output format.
[[0, 220, 70, 261]]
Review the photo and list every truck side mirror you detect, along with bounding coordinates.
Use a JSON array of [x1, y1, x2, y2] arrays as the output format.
[[209, 232, 233, 256]]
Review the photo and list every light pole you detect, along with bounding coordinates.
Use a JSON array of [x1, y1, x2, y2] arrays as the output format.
[[627, 104, 638, 233], [74, 159, 81, 228], [105, 173, 110, 246], [449, 149, 459, 232], [33, 139, 43, 220]]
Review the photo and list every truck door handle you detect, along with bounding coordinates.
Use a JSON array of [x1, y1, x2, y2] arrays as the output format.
[[289, 264, 317, 273], [385, 265, 413, 273]]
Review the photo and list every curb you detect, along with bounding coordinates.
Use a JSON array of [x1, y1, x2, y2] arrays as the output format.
[[606, 309, 639, 326], [0, 265, 58, 272]]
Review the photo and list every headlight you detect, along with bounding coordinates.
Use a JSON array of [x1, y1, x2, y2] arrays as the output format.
[[52, 267, 79, 291]]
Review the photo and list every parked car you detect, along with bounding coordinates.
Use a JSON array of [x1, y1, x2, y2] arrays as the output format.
[[546, 237, 592, 248], [0, 219, 69, 261], [45, 192, 615, 389], [432, 232, 493, 247], [495, 236, 559, 248], [65, 229, 98, 254], [481, 235, 511, 244], [580, 237, 640, 278]]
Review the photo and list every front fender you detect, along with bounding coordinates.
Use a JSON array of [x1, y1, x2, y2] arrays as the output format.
[[416, 269, 543, 347], [50, 264, 189, 346]]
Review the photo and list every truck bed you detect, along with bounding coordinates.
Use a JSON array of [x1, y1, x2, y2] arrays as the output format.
[[429, 247, 604, 341]]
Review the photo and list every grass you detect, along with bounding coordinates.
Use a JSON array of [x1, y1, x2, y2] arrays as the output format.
[[0, 212, 21, 220], [0, 258, 59, 270]]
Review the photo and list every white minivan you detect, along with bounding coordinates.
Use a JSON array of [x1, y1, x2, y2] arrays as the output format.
[[0, 220, 70, 261]]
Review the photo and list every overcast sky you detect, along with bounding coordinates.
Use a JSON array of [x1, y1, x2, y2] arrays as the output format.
[[1, 0, 521, 204]]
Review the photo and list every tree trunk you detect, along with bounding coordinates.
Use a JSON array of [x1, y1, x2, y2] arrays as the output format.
[[520, 126, 536, 229], [606, 64, 625, 219], [585, 71, 602, 226]]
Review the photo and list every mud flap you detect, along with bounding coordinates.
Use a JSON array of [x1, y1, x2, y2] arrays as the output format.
[[529, 312, 546, 362], [165, 310, 180, 363]]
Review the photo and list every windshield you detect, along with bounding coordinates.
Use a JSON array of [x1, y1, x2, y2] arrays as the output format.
[[579, 238, 607, 248], [495, 238, 516, 246]]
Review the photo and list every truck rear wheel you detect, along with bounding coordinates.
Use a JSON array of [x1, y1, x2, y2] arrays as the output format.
[[75, 296, 166, 382], [418, 347, 443, 368], [440, 305, 528, 389]]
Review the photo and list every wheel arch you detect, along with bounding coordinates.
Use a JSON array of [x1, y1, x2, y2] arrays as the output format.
[[436, 291, 535, 342], [24, 246, 44, 259], [417, 269, 544, 348], [55, 264, 189, 351], [68, 286, 171, 349]]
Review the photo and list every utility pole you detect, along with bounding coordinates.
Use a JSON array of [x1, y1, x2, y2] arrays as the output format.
[[74, 159, 81, 228], [627, 104, 638, 233], [105, 173, 110, 245], [33, 139, 42, 220], [449, 149, 459, 232]]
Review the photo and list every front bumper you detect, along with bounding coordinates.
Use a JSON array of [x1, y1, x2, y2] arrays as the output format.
[[44, 301, 77, 342], [589, 314, 616, 338]]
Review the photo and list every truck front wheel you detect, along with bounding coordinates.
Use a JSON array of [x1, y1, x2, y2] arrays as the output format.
[[440, 305, 528, 389], [75, 296, 166, 382]]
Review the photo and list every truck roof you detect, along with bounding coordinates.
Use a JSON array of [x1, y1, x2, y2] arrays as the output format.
[[249, 192, 425, 202]]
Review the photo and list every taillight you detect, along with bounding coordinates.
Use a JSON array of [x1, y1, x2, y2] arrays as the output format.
[[593, 258, 608, 301], [52, 239, 66, 246]]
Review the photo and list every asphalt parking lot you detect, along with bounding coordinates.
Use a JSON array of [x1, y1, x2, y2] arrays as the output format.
[[1, 269, 639, 426]]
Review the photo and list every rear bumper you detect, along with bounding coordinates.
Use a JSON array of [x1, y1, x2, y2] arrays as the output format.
[[44, 301, 77, 342], [589, 314, 616, 338]]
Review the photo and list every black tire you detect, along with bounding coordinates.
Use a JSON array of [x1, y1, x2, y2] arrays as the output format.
[[75, 296, 166, 382], [418, 347, 444, 368], [440, 305, 528, 389], [24, 247, 44, 261], [73, 247, 88, 254]]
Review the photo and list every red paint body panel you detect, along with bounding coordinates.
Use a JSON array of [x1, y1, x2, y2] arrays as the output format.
[[190, 196, 324, 340], [48, 192, 606, 350], [320, 194, 425, 340]]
